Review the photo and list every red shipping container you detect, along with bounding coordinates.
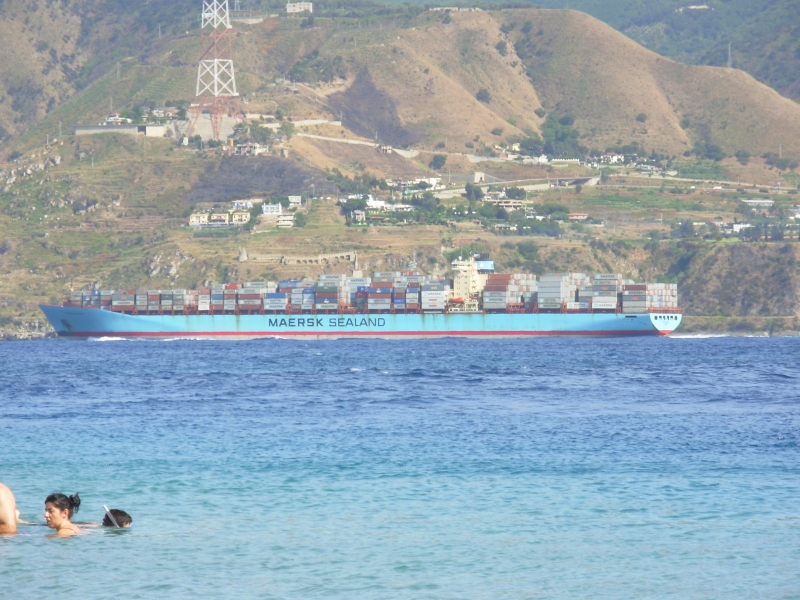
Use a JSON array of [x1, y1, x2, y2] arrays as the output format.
[[237, 294, 261, 300], [624, 284, 646, 291], [225, 284, 241, 290], [484, 285, 510, 292], [368, 293, 391, 299]]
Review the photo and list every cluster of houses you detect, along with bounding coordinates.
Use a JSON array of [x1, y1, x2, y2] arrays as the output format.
[[188, 196, 304, 230]]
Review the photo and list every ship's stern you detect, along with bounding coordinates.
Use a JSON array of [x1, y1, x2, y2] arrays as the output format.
[[649, 312, 682, 335]]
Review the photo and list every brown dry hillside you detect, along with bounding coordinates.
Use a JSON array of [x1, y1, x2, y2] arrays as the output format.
[[5, 6, 800, 162], [506, 9, 800, 156]]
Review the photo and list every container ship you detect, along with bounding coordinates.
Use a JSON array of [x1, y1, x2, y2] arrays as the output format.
[[39, 263, 681, 339]]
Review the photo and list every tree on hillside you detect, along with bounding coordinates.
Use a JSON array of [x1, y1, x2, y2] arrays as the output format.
[[735, 150, 750, 165], [692, 142, 725, 162], [279, 121, 295, 139], [464, 183, 484, 201], [429, 154, 446, 170], [495, 41, 507, 56], [534, 108, 546, 118], [636, 113, 648, 122], [541, 113, 586, 157], [476, 89, 491, 104]]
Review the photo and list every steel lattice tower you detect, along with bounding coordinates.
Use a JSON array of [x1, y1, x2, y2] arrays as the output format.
[[187, 0, 239, 141]]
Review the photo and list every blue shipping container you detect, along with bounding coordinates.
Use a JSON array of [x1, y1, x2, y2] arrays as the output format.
[[264, 293, 287, 299]]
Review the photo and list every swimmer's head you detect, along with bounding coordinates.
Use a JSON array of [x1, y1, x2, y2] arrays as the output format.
[[44, 493, 80, 528], [102, 509, 132, 528]]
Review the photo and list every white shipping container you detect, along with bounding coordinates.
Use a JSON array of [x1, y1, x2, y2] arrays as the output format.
[[566, 302, 590, 309], [538, 303, 562, 309], [592, 301, 617, 309]]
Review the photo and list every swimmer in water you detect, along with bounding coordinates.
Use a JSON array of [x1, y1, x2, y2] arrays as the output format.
[[44, 493, 81, 537], [0, 482, 18, 535], [103, 508, 132, 528], [80, 508, 133, 528]]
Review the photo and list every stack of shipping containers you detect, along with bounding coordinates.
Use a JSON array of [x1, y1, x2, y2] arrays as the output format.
[[591, 274, 621, 311], [198, 289, 210, 313], [482, 273, 537, 311], [111, 292, 134, 311], [621, 284, 646, 313], [646, 283, 678, 310], [237, 284, 264, 312], [135, 291, 147, 312], [537, 274, 573, 311], [421, 282, 449, 312], [345, 276, 371, 309], [71, 269, 678, 317], [224, 284, 238, 312], [210, 284, 224, 312], [406, 275, 422, 311], [367, 273, 393, 312]]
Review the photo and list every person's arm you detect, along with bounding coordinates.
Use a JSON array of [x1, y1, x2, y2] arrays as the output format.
[[15, 510, 32, 524]]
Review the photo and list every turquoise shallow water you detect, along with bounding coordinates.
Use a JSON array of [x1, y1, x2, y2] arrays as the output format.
[[1, 337, 799, 599]]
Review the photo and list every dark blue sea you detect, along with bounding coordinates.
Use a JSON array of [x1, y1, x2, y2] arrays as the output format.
[[1, 336, 799, 599]]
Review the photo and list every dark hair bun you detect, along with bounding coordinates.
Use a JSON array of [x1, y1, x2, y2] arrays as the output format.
[[69, 493, 81, 514]]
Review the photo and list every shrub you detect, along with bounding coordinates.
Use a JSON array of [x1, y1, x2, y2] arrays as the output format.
[[680, 117, 690, 129], [534, 108, 546, 118], [495, 41, 507, 56], [636, 113, 647, 123], [476, 88, 491, 103], [491, 128, 503, 136]]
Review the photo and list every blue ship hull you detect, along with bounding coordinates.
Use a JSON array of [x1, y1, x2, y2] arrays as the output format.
[[39, 305, 681, 339]]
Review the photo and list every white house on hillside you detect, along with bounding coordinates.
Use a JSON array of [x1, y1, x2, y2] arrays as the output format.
[[286, 2, 312, 12]]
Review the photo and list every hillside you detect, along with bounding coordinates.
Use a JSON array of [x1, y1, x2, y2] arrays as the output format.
[[0, 0, 202, 141], [4, 7, 800, 162], [535, 0, 800, 103], [505, 9, 800, 157]]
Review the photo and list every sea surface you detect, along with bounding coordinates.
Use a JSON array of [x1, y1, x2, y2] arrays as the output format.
[[1, 336, 799, 599]]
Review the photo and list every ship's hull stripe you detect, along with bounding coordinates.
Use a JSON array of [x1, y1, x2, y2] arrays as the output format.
[[56, 329, 666, 338]]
